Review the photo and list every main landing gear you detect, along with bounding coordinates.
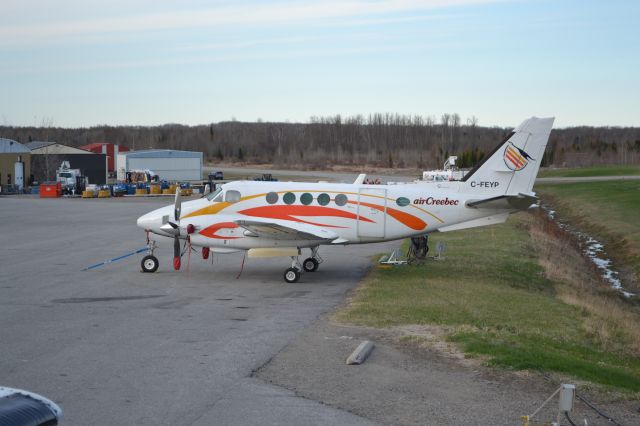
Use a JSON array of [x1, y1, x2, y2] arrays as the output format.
[[284, 247, 323, 283]]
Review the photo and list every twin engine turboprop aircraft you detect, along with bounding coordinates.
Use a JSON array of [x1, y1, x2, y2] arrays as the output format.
[[136, 117, 554, 283]]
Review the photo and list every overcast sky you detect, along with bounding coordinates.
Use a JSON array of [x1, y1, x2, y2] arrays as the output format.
[[1, 0, 638, 128]]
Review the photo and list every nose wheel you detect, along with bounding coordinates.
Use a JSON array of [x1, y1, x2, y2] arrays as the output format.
[[141, 255, 159, 273]]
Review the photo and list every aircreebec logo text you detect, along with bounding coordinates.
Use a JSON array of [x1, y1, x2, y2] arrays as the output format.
[[413, 197, 459, 206]]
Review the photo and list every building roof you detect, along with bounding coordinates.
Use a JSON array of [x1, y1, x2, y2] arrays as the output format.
[[25, 141, 56, 150], [80, 143, 130, 151], [26, 141, 92, 154], [121, 149, 202, 159], [0, 138, 30, 153]]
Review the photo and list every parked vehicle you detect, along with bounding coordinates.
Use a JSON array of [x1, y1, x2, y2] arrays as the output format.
[[208, 171, 224, 180]]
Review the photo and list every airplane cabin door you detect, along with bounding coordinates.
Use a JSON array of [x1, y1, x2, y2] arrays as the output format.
[[357, 188, 386, 238]]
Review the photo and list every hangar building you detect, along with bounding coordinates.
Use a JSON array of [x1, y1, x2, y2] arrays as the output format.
[[26, 141, 108, 184], [117, 149, 203, 182], [0, 138, 31, 190]]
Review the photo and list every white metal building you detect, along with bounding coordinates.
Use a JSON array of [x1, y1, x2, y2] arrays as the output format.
[[117, 149, 203, 181]]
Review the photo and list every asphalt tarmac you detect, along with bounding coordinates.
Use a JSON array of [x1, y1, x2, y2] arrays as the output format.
[[0, 196, 395, 425]]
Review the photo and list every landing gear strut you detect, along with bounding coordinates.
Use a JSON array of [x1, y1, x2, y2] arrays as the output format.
[[284, 248, 323, 282], [141, 239, 159, 273]]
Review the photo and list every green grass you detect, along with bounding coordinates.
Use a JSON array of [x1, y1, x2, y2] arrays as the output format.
[[336, 216, 640, 391], [538, 165, 640, 178], [536, 180, 640, 282]]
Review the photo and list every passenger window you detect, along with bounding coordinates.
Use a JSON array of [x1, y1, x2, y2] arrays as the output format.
[[266, 192, 278, 204], [317, 193, 330, 206], [283, 192, 296, 205], [335, 194, 347, 206], [396, 197, 410, 207], [225, 190, 241, 203], [300, 193, 313, 205]]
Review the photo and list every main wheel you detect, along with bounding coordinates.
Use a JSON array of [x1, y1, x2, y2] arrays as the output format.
[[141, 255, 159, 273], [284, 267, 301, 283], [303, 257, 319, 272]]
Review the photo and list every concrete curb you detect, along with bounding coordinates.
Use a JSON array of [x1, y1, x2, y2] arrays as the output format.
[[346, 340, 375, 365]]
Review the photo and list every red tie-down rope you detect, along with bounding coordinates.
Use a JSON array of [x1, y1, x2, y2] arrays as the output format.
[[236, 252, 246, 280], [187, 236, 192, 274]]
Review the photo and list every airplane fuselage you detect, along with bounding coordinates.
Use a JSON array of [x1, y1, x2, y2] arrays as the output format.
[[137, 179, 512, 250]]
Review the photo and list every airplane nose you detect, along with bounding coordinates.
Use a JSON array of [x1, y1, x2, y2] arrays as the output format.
[[137, 212, 156, 230]]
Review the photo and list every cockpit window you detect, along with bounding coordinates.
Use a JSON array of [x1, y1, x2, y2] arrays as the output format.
[[225, 190, 241, 203], [206, 187, 223, 201]]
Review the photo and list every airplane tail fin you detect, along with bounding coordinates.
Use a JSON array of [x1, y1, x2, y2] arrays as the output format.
[[461, 117, 554, 195]]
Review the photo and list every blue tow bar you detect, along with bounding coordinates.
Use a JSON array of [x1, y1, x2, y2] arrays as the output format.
[[82, 247, 149, 271]]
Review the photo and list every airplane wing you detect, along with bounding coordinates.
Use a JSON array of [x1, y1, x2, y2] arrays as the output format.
[[466, 193, 538, 211], [235, 219, 339, 241]]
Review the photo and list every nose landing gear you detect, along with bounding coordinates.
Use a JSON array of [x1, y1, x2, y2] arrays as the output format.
[[141, 239, 159, 273]]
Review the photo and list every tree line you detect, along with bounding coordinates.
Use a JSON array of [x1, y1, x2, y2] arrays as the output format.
[[2, 114, 639, 169]]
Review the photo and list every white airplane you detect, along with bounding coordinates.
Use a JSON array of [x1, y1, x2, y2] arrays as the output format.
[[136, 117, 554, 283]]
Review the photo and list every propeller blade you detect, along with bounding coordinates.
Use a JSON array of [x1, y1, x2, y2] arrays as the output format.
[[174, 187, 182, 222], [174, 236, 181, 259]]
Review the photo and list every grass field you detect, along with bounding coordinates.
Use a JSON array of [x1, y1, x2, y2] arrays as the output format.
[[536, 180, 640, 286], [539, 165, 640, 178], [336, 213, 640, 391]]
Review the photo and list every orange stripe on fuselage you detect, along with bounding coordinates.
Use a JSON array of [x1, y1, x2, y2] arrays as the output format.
[[238, 205, 368, 228], [353, 201, 427, 231], [199, 222, 241, 239], [183, 190, 438, 230]]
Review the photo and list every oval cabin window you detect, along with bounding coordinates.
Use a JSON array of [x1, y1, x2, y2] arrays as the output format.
[[396, 197, 410, 207]]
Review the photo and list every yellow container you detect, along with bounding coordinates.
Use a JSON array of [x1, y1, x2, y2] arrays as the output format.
[[82, 190, 95, 198], [162, 189, 173, 195], [149, 184, 162, 195], [135, 188, 148, 196], [167, 184, 178, 193], [180, 188, 192, 196], [98, 190, 111, 198]]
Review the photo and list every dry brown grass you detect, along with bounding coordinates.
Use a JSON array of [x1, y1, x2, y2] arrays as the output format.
[[526, 210, 640, 356]]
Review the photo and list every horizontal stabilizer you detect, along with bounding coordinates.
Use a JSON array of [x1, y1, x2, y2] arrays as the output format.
[[438, 213, 510, 232], [466, 193, 538, 211]]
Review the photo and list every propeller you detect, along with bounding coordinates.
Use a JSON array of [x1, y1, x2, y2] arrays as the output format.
[[172, 187, 182, 270], [159, 187, 196, 271], [174, 187, 182, 223]]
